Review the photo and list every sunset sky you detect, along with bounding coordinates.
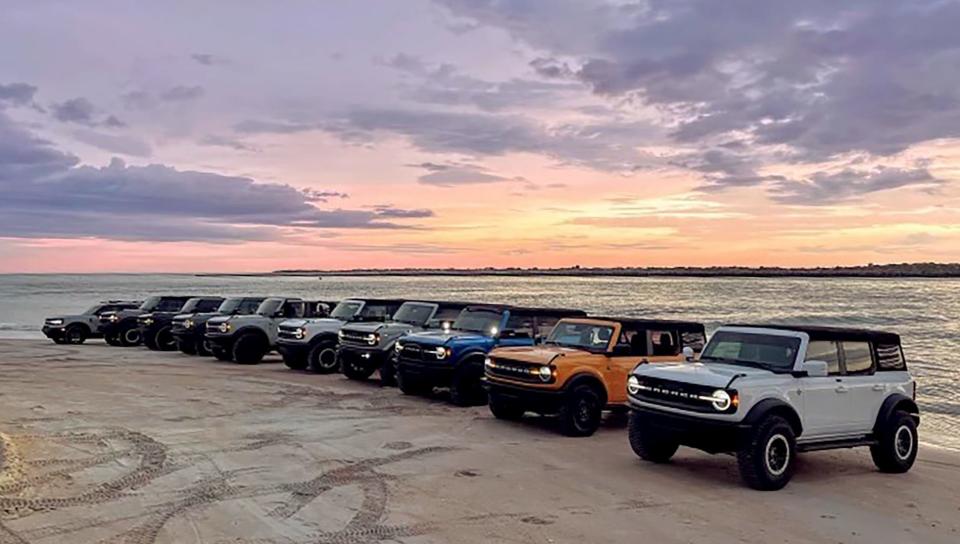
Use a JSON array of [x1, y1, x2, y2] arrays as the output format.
[[2, 0, 959, 272]]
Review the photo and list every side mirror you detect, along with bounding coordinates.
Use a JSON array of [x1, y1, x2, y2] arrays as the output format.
[[799, 360, 829, 378], [682, 346, 695, 361]]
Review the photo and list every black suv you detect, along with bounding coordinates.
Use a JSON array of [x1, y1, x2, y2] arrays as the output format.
[[138, 296, 223, 351], [172, 297, 266, 356], [100, 296, 193, 347]]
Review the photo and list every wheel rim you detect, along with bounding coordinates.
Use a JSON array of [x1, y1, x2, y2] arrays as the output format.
[[765, 434, 790, 476], [895, 425, 914, 460], [124, 329, 141, 344], [575, 395, 597, 428], [67, 329, 82, 343], [318, 348, 337, 370], [158, 330, 175, 349]]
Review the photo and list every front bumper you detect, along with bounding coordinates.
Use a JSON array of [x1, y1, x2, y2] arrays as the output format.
[[42, 325, 68, 340], [629, 403, 749, 454], [485, 378, 565, 413], [338, 345, 391, 370], [205, 333, 236, 352], [276, 339, 309, 359], [396, 358, 456, 385]]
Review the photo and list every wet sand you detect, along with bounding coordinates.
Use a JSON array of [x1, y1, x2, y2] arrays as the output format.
[[0, 339, 957, 543]]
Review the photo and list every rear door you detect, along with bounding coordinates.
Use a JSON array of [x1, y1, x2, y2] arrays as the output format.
[[799, 340, 847, 438], [839, 341, 884, 435]]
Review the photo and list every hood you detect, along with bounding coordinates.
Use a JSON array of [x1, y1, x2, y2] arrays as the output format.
[[44, 314, 84, 322], [403, 330, 489, 347], [490, 345, 577, 365], [632, 361, 772, 389], [342, 321, 410, 334]]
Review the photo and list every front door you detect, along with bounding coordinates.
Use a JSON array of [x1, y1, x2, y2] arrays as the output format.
[[799, 340, 846, 439]]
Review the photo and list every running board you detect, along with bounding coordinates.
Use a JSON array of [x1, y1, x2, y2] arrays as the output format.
[[797, 436, 876, 452]]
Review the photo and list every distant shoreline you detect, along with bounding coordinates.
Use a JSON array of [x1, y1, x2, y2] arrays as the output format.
[[196, 262, 960, 279]]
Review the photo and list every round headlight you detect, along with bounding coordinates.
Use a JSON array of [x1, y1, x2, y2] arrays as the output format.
[[218, 322, 230, 333], [184, 319, 194, 329], [294, 327, 306, 340], [338, 330, 345, 340], [538, 365, 553, 382], [711, 389, 732, 411], [109, 314, 118, 322], [395, 341, 403, 353], [432, 347, 449, 359], [484, 356, 493, 367], [627, 375, 641, 395], [144, 318, 154, 325], [366, 333, 378, 346]]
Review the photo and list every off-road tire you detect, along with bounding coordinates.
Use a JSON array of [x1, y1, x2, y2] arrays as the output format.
[[64, 324, 88, 345], [341, 355, 376, 381], [628, 411, 679, 463], [449, 364, 486, 407], [397, 369, 430, 396], [232, 333, 268, 365], [871, 410, 918, 474], [736, 415, 796, 491], [307, 340, 339, 374], [488, 395, 525, 421], [118, 323, 142, 347], [379, 357, 398, 387], [212, 347, 232, 362], [177, 339, 198, 355], [282, 351, 308, 370], [558, 384, 604, 437], [151, 326, 176, 351]]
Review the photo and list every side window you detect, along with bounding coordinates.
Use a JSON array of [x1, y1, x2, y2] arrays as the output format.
[[649, 330, 679, 356], [618, 327, 647, 356], [842, 341, 874, 375], [681, 330, 706, 353], [197, 299, 221, 312], [282, 301, 305, 318], [876, 343, 906, 371], [504, 313, 535, 339], [534, 315, 561, 340], [806, 340, 841, 375], [238, 299, 261, 314], [157, 299, 186, 312]]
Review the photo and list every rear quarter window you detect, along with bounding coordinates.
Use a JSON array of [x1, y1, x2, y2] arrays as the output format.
[[876, 343, 907, 371], [806, 340, 841, 375]]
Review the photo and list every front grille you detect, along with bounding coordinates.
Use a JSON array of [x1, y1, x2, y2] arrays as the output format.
[[277, 324, 302, 341], [206, 321, 226, 334], [486, 357, 543, 384], [631, 377, 719, 412], [397, 343, 445, 365], [340, 329, 372, 347]]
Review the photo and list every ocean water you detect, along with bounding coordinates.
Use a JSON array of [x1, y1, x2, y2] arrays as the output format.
[[0, 273, 957, 450]]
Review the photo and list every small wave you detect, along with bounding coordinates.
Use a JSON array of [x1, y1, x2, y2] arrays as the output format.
[[0, 322, 37, 332]]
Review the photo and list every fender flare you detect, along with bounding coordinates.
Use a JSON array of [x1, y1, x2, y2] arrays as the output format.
[[562, 372, 608, 405], [875, 394, 920, 431], [742, 398, 804, 436], [454, 349, 487, 370], [233, 326, 270, 344], [309, 331, 339, 347], [66, 322, 92, 334]]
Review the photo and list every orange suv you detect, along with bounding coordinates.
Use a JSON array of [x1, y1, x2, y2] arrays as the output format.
[[484, 317, 706, 436]]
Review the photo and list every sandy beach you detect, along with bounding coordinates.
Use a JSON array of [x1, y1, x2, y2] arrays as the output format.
[[0, 339, 957, 543]]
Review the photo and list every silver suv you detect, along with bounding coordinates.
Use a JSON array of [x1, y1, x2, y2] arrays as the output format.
[[42, 300, 140, 344], [626, 325, 918, 490]]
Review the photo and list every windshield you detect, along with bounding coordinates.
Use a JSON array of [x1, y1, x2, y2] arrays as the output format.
[[701, 331, 801, 372], [219, 298, 262, 315], [391, 303, 435, 325], [330, 301, 363, 320], [180, 298, 203, 313], [139, 296, 161, 311], [256, 298, 284, 316], [452, 308, 503, 335], [546, 322, 614, 351]]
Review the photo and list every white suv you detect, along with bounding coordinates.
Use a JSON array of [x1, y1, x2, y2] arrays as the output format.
[[626, 325, 919, 490]]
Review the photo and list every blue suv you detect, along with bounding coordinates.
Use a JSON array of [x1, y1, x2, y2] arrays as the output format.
[[394, 304, 586, 405]]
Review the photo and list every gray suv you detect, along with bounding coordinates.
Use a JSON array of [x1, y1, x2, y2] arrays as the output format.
[[338, 300, 470, 384], [42, 300, 141, 344]]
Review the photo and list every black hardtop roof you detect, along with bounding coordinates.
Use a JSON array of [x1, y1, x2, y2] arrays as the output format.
[[726, 323, 901, 344], [575, 316, 705, 332], [394, 299, 476, 308], [462, 304, 586, 317], [339, 298, 408, 305]]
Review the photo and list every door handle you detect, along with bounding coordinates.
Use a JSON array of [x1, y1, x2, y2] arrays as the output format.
[[872, 384, 885, 392], [836, 385, 849, 394]]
